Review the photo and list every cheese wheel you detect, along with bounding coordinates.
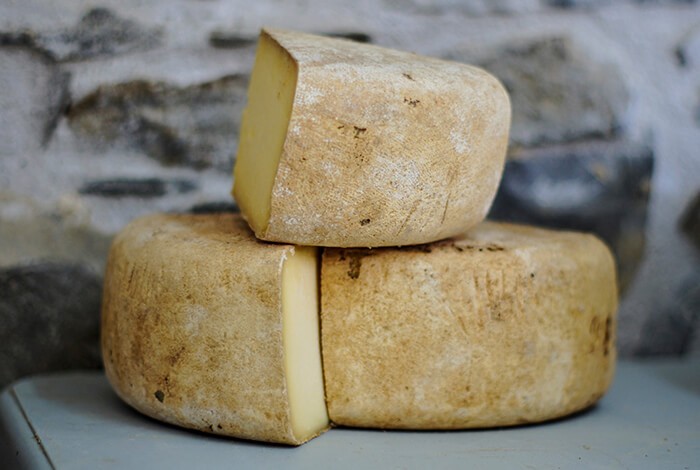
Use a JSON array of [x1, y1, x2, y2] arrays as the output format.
[[321, 221, 617, 429], [233, 28, 510, 247], [101, 213, 328, 445]]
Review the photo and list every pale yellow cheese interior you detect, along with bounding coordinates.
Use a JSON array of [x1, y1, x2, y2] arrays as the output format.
[[233, 32, 297, 235], [281, 246, 329, 441]]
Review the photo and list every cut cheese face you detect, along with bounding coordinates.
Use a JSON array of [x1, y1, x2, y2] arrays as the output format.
[[281, 245, 328, 440], [233, 31, 297, 235], [101, 213, 328, 445], [321, 221, 618, 429], [232, 28, 511, 248]]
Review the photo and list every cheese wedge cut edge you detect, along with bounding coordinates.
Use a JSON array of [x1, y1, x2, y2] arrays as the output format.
[[282, 245, 329, 440], [233, 30, 297, 235]]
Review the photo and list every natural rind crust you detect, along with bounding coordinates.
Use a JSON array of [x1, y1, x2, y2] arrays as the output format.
[[321, 221, 618, 428], [251, 28, 511, 247], [101, 213, 325, 445]]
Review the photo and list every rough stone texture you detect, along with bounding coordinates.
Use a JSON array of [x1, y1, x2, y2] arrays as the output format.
[[680, 190, 700, 250], [447, 36, 628, 149], [382, 0, 541, 16], [635, 268, 700, 355], [208, 31, 257, 49], [674, 23, 700, 68], [0, 263, 102, 389], [544, 0, 612, 8], [547, 0, 699, 7], [67, 75, 248, 171], [635, 0, 697, 4], [0, 192, 114, 274], [79, 178, 198, 198], [0, 46, 70, 154], [490, 139, 654, 292], [0, 7, 161, 62]]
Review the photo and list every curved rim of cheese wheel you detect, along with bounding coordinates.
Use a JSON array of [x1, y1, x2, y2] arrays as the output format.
[[282, 245, 329, 441], [233, 29, 298, 236]]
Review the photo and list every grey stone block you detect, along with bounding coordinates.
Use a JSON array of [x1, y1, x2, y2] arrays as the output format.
[[0, 7, 161, 62], [447, 36, 629, 149], [66, 74, 248, 171], [636, 268, 700, 356], [382, 0, 541, 16], [680, 190, 700, 251], [0, 193, 114, 274], [208, 31, 257, 49], [543, 0, 612, 8], [0, 46, 69, 153], [0, 263, 103, 389], [79, 178, 198, 198]]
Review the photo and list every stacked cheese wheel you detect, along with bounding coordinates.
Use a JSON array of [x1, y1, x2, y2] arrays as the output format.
[[102, 29, 618, 445]]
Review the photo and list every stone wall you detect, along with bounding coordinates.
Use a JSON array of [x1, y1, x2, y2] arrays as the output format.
[[1, 0, 699, 388]]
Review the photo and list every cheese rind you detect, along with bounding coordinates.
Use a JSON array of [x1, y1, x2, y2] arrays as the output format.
[[321, 221, 618, 428], [101, 213, 328, 445], [233, 28, 511, 247]]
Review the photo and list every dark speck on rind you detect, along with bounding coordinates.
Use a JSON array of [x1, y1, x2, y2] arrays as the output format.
[[603, 315, 612, 356], [154, 390, 165, 402], [353, 126, 367, 138], [348, 255, 363, 279], [360, 218, 371, 226]]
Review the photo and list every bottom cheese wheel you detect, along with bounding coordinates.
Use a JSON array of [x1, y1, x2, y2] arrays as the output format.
[[321, 221, 618, 429], [101, 213, 328, 445]]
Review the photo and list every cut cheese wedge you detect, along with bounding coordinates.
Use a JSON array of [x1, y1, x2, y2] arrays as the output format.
[[233, 28, 511, 248], [321, 221, 618, 429], [101, 213, 328, 445]]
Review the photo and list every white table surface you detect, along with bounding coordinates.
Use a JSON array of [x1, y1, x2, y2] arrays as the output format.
[[1, 359, 698, 469]]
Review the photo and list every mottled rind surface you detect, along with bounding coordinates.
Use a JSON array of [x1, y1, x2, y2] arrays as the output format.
[[254, 28, 511, 247], [321, 221, 618, 428], [101, 213, 325, 445]]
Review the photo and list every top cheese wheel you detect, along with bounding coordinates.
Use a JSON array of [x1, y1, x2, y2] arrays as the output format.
[[233, 28, 511, 247]]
